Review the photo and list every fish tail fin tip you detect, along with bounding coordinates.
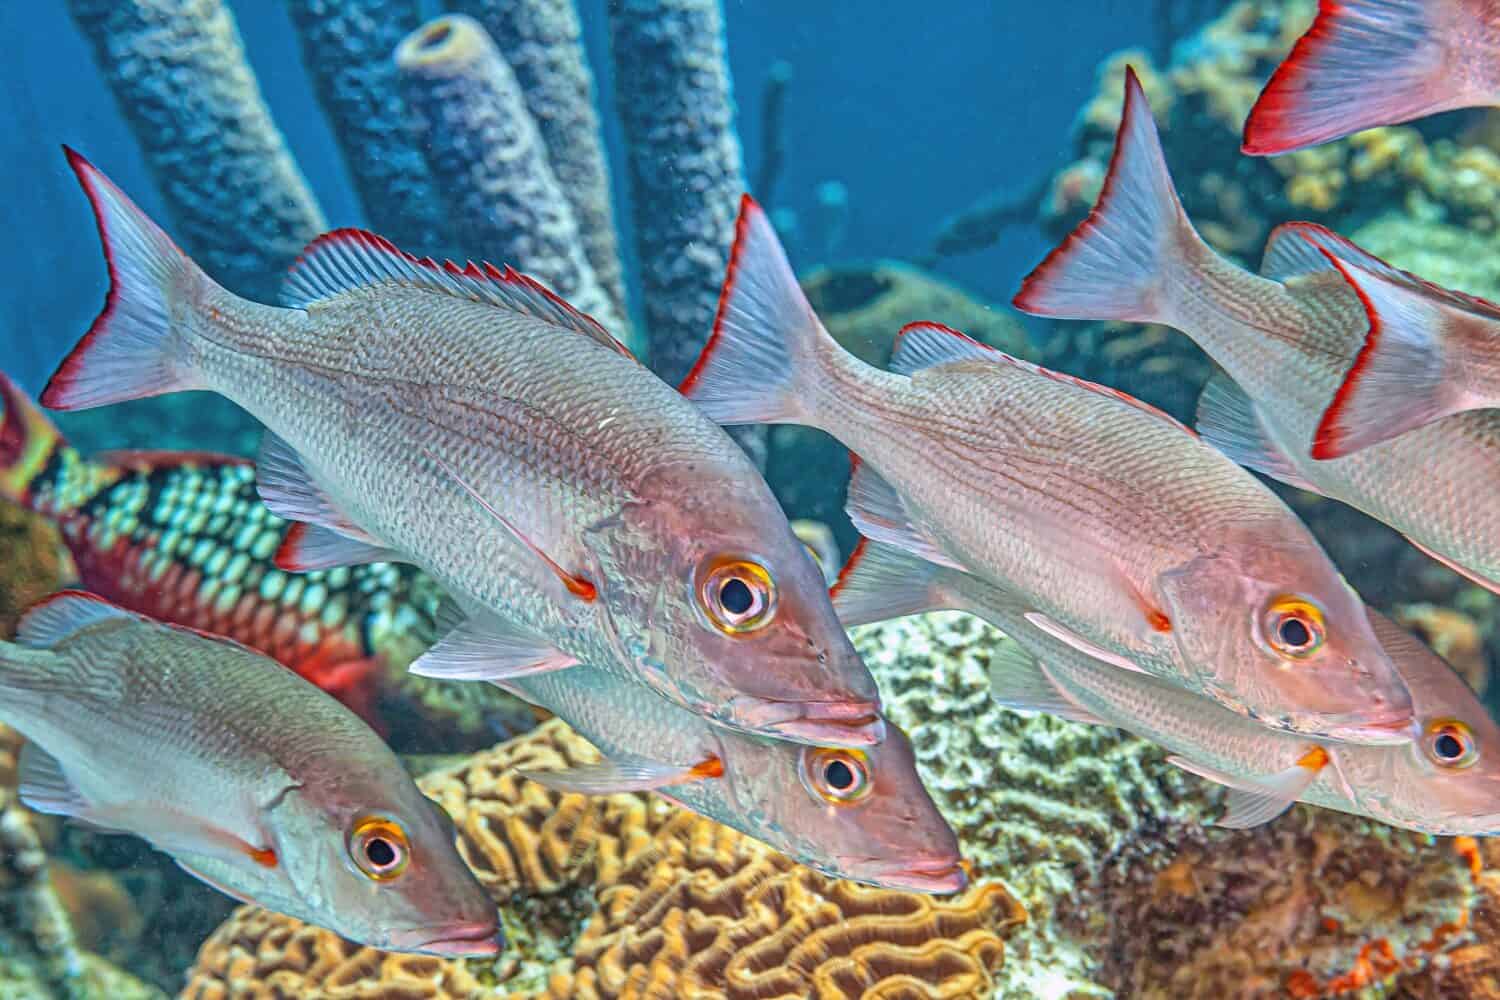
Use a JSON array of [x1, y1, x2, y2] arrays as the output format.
[[1013, 66, 1196, 325], [1313, 249, 1492, 458], [1243, 0, 1477, 155], [678, 194, 825, 426], [43, 147, 205, 411], [0, 372, 66, 508]]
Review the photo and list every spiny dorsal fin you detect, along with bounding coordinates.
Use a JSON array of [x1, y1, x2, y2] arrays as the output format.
[[17, 591, 138, 649], [893, 322, 1195, 438], [281, 228, 633, 360], [889, 322, 997, 374]]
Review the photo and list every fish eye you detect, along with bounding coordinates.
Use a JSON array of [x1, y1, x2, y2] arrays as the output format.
[[696, 556, 777, 634], [1262, 596, 1326, 659], [799, 747, 872, 805], [1425, 719, 1479, 769], [348, 815, 411, 881]]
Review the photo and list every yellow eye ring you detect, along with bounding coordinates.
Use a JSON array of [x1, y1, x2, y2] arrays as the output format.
[[1263, 596, 1326, 659], [348, 815, 411, 881], [800, 747, 872, 805], [696, 557, 777, 635], [1426, 719, 1479, 769]]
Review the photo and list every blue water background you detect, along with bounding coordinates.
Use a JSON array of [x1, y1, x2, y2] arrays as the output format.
[[0, 1, 1194, 390]]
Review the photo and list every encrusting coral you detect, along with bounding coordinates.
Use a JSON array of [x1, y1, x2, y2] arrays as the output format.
[[181, 717, 1026, 999]]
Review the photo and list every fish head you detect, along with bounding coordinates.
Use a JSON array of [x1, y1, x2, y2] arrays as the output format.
[[612, 463, 882, 747], [1158, 541, 1413, 743], [1358, 611, 1500, 835], [712, 722, 967, 893], [268, 781, 501, 956]]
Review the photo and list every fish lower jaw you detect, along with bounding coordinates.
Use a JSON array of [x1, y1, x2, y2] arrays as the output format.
[[854, 857, 969, 895], [717, 696, 886, 746], [385, 920, 504, 957]]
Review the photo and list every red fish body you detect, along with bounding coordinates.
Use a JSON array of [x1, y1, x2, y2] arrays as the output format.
[[0, 373, 441, 730]]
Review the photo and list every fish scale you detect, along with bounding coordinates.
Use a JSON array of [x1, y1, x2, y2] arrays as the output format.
[[42, 151, 879, 748], [1015, 67, 1500, 592], [0, 373, 442, 731], [683, 193, 1412, 742]]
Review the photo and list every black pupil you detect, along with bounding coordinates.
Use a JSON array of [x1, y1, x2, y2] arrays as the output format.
[[1435, 732, 1465, 760], [824, 759, 855, 790], [720, 577, 754, 615], [1278, 617, 1311, 648], [365, 836, 397, 868]]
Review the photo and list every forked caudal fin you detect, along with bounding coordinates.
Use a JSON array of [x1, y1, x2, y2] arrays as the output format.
[[42, 148, 210, 412], [677, 195, 833, 427], [1012, 66, 1206, 326], [1311, 237, 1500, 458], [1243, 0, 1493, 156]]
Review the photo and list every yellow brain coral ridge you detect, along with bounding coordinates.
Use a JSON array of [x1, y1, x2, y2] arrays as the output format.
[[181, 718, 1026, 1000]]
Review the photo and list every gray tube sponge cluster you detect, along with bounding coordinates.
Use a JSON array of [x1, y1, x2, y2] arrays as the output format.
[[284, 0, 451, 258], [605, 0, 747, 388], [66, 0, 326, 303], [395, 15, 626, 339], [453, 0, 629, 321]]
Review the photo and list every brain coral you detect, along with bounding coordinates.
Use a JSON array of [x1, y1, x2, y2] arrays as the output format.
[[181, 718, 1025, 999]]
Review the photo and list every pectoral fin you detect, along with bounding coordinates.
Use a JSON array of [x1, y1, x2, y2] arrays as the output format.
[[519, 753, 723, 796], [1022, 612, 1149, 675], [1168, 746, 1328, 829], [424, 448, 598, 602], [410, 609, 578, 681]]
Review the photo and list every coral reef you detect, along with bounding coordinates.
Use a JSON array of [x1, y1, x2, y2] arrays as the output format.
[[65, 0, 326, 303], [181, 717, 1025, 999], [453, 0, 629, 321], [603, 0, 743, 383], [284, 0, 452, 257], [770, 264, 1031, 545], [394, 15, 626, 339]]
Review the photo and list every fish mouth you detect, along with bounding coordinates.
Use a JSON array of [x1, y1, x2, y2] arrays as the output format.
[[387, 920, 504, 957], [859, 857, 970, 894], [1316, 710, 1417, 747], [721, 696, 885, 746]]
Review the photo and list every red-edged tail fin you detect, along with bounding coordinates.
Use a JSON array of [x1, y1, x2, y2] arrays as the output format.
[[1243, 0, 1492, 155], [1312, 240, 1500, 458], [42, 147, 208, 411], [1013, 67, 1202, 326], [677, 195, 832, 428], [0, 372, 67, 509]]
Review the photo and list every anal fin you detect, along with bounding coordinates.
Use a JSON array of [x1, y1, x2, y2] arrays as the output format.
[[519, 753, 722, 796], [845, 457, 965, 570], [17, 742, 88, 817], [274, 522, 406, 571], [987, 640, 1107, 726], [1195, 373, 1317, 492], [1168, 746, 1328, 829]]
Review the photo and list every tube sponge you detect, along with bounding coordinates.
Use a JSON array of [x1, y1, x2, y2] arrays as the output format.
[[605, 0, 747, 387], [284, 0, 451, 258], [66, 0, 327, 303], [395, 15, 627, 339], [452, 0, 629, 321]]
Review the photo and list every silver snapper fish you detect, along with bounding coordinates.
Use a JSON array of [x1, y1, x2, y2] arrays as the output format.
[[0, 591, 499, 955], [498, 656, 966, 893], [43, 148, 880, 749], [834, 542, 1500, 835], [680, 198, 1412, 744], [1014, 67, 1500, 596]]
